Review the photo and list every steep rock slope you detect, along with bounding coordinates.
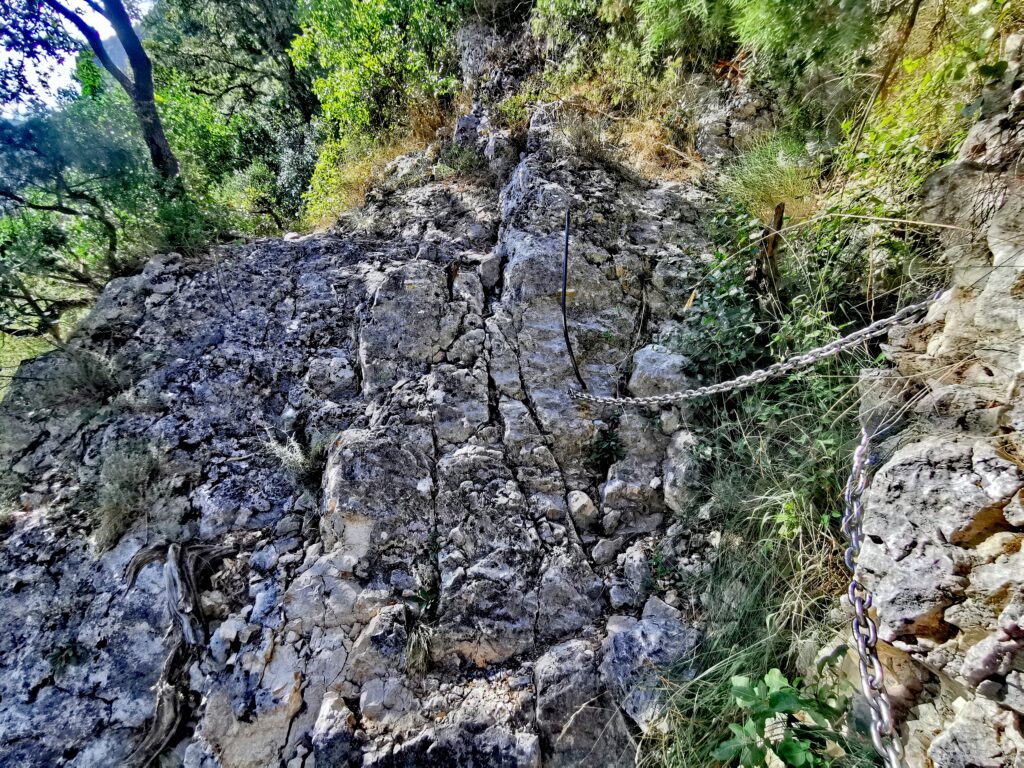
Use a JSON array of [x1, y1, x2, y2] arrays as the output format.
[[0, 34, 725, 767], [859, 34, 1024, 768]]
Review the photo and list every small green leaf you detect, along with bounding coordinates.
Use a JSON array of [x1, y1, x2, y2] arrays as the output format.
[[711, 737, 744, 761], [764, 668, 789, 693], [777, 736, 814, 765], [768, 689, 806, 714]]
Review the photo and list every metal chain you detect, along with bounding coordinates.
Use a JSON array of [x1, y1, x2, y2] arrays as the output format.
[[566, 289, 932, 766], [568, 293, 936, 407], [843, 427, 905, 768]]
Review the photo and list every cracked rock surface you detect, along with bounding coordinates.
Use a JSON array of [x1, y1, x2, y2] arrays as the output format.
[[858, 32, 1024, 768], [0, 36, 714, 766]]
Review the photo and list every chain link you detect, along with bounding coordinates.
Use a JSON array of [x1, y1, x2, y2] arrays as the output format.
[[566, 294, 933, 766], [843, 427, 905, 767], [568, 294, 936, 407]]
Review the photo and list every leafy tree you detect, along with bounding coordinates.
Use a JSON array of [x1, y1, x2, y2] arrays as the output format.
[[144, 0, 325, 226], [0, 71, 159, 338], [291, 0, 464, 133], [147, 0, 317, 121], [0, 0, 180, 179], [0, 213, 95, 338]]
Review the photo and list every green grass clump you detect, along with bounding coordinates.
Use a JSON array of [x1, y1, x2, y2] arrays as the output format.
[[720, 135, 818, 225], [649, 355, 870, 765]]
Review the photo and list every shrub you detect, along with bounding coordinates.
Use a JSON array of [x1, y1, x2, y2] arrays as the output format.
[[437, 142, 489, 177], [0, 503, 13, 541], [92, 443, 162, 551], [711, 668, 874, 767], [720, 135, 819, 225], [291, 0, 463, 135], [39, 349, 130, 408]]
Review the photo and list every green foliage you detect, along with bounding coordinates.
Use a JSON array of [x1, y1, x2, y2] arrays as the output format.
[[438, 142, 489, 176], [589, 414, 626, 476], [147, 0, 317, 120], [74, 53, 105, 99], [838, 0, 1013, 207], [711, 669, 857, 767], [534, 0, 877, 73], [291, 0, 463, 133], [46, 641, 82, 675], [651, 186, 908, 765], [159, 80, 241, 188], [655, 245, 760, 374], [726, 0, 875, 80], [720, 135, 818, 224], [495, 81, 544, 133], [631, 0, 732, 62], [301, 133, 420, 228]]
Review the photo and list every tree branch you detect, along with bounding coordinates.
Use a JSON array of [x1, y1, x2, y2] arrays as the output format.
[[41, 0, 135, 94], [101, 0, 151, 97]]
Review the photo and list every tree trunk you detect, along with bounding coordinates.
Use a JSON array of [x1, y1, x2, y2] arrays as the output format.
[[42, 0, 181, 180], [133, 96, 180, 181], [102, 0, 181, 180]]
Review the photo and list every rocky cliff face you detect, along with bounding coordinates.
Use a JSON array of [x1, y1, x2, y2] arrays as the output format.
[[859, 32, 1024, 768], [2, 19, 1022, 768], [0, 27, 736, 768]]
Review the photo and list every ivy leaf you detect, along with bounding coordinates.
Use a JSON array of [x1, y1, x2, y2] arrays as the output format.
[[777, 736, 814, 765]]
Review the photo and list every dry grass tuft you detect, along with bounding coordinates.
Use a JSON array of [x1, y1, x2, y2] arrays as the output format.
[[92, 443, 162, 551], [262, 431, 329, 489], [302, 136, 428, 231], [557, 101, 701, 182], [405, 621, 434, 677]]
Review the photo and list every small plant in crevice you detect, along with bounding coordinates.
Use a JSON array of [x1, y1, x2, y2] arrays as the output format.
[[262, 430, 329, 490], [405, 621, 434, 677], [436, 142, 490, 178], [405, 586, 439, 677], [0, 485, 16, 540], [0, 507, 12, 540], [46, 640, 82, 676], [92, 442, 163, 552], [410, 585, 439, 616], [588, 413, 626, 477], [495, 81, 544, 137]]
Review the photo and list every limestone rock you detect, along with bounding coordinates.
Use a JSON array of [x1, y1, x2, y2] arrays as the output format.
[[600, 614, 700, 732], [0, 20, 725, 767]]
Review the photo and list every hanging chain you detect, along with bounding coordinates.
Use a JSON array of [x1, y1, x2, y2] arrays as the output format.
[[568, 293, 936, 407], [564, 280, 931, 765], [843, 427, 905, 768]]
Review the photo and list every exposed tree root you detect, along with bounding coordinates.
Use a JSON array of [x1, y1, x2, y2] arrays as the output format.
[[123, 538, 240, 767]]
